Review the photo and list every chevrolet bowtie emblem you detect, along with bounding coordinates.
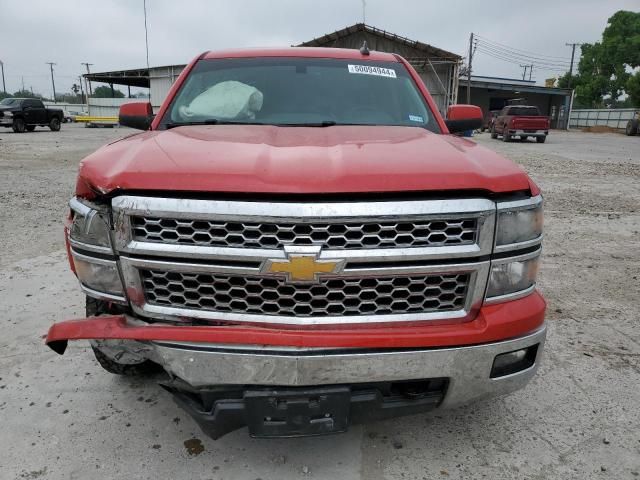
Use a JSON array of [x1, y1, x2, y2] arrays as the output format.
[[261, 246, 344, 283]]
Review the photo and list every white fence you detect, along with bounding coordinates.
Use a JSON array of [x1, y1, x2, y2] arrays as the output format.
[[569, 108, 637, 130], [43, 102, 87, 115]]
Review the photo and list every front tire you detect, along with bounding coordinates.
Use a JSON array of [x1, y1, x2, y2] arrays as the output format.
[[490, 125, 498, 139], [502, 131, 511, 142], [12, 118, 26, 133], [626, 119, 638, 136], [86, 297, 161, 376], [49, 117, 61, 131]]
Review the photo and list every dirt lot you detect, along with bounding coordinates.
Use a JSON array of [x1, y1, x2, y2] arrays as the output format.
[[1, 124, 639, 479]]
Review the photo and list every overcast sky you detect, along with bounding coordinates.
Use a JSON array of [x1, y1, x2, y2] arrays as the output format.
[[1, 0, 637, 97]]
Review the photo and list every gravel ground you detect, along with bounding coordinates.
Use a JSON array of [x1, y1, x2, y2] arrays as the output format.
[[1, 124, 639, 479]]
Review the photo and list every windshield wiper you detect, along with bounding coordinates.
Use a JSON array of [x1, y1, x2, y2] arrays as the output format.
[[276, 121, 340, 127], [166, 119, 266, 129]]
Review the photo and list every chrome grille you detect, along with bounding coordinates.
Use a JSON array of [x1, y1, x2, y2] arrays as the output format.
[[130, 216, 478, 250], [141, 270, 469, 317]]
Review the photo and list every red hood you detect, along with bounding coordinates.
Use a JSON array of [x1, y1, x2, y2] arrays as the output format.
[[77, 125, 532, 196]]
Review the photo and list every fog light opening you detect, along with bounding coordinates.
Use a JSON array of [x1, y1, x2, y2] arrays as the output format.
[[490, 344, 539, 378]]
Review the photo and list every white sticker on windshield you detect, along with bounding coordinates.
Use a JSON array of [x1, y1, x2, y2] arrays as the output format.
[[408, 115, 424, 122], [348, 64, 397, 78]]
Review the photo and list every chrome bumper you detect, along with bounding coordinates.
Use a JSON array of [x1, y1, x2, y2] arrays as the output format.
[[509, 129, 547, 137], [95, 325, 546, 408]]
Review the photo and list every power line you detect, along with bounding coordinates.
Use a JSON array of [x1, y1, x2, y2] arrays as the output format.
[[474, 34, 572, 61], [476, 46, 571, 71], [475, 43, 572, 68]]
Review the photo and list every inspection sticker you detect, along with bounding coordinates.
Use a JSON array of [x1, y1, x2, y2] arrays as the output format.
[[348, 64, 397, 78], [408, 115, 424, 122]]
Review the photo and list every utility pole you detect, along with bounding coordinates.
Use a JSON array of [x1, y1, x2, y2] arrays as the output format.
[[78, 75, 85, 103], [528, 64, 534, 81], [81, 62, 93, 96], [21, 76, 25, 92], [466, 32, 474, 104], [520, 64, 529, 80], [0, 60, 5, 94], [46, 62, 57, 103], [565, 43, 582, 89]]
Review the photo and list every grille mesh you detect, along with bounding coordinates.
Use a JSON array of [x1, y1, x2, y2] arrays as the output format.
[[131, 217, 477, 250], [141, 270, 469, 317]]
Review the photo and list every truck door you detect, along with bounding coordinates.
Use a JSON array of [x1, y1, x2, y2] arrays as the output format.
[[31, 100, 47, 124]]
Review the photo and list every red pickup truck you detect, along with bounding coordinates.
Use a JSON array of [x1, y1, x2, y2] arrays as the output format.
[[46, 47, 546, 439], [491, 105, 550, 143]]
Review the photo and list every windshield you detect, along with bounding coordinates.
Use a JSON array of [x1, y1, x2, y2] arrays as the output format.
[[161, 57, 439, 132], [0, 98, 21, 106]]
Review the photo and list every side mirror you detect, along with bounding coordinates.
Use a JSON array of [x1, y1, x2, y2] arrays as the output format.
[[445, 105, 483, 134], [119, 102, 153, 130]]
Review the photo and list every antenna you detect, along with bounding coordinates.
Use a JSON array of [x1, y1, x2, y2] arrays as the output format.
[[360, 41, 370, 56], [361, 0, 366, 24]]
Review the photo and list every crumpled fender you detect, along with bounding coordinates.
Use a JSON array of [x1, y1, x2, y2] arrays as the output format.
[[45, 291, 546, 354]]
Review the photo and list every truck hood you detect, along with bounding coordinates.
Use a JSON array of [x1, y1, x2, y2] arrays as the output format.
[[77, 125, 533, 196]]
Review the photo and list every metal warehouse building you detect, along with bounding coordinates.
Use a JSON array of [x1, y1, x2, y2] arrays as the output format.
[[84, 23, 461, 114]]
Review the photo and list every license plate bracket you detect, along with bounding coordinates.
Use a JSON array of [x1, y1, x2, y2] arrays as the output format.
[[244, 387, 351, 438]]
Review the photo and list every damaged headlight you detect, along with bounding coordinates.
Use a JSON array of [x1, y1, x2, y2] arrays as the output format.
[[72, 253, 124, 297], [68, 197, 125, 300], [69, 197, 112, 248], [495, 196, 543, 247]]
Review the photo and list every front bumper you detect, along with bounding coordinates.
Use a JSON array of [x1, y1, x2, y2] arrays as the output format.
[[101, 325, 545, 402], [46, 292, 546, 437]]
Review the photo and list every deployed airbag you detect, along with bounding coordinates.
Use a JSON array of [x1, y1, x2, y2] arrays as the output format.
[[179, 81, 263, 120]]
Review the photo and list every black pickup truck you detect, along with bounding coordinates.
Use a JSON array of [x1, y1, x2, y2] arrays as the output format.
[[0, 98, 64, 133]]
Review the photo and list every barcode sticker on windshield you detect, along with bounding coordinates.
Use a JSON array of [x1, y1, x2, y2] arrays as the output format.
[[348, 64, 397, 78]]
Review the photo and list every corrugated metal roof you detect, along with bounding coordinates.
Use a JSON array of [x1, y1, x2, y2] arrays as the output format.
[[298, 23, 461, 61]]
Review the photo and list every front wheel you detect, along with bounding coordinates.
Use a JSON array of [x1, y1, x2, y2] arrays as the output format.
[[502, 132, 511, 142], [626, 119, 638, 136], [49, 117, 61, 131], [536, 136, 547, 143], [86, 297, 162, 376], [12, 118, 26, 133], [490, 125, 498, 139]]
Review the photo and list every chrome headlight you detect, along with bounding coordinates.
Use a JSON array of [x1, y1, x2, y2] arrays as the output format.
[[486, 251, 540, 300], [3, 111, 13, 117], [495, 196, 543, 248], [69, 197, 112, 248]]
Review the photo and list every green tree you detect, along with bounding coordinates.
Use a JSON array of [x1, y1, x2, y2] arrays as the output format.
[[627, 72, 640, 107], [572, 10, 640, 107], [11, 89, 42, 99], [92, 85, 125, 98]]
